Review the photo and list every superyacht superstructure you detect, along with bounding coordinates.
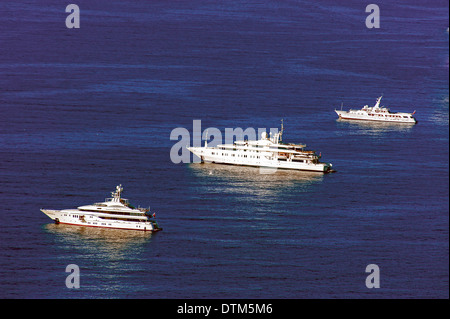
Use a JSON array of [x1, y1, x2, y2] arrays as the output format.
[[41, 185, 162, 232], [187, 121, 333, 173], [335, 96, 417, 124]]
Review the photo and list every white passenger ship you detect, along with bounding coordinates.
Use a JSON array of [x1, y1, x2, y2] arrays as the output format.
[[41, 185, 162, 232], [187, 122, 333, 173], [335, 96, 417, 124]]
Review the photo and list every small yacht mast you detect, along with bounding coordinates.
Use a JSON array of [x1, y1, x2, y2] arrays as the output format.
[[111, 184, 123, 202]]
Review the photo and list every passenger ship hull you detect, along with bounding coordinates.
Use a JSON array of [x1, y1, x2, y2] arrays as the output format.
[[188, 147, 332, 172], [335, 110, 417, 123], [41, 209, 161, 232]]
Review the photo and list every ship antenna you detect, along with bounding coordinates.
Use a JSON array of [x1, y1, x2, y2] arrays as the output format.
[[112, 185, 122, 202], [280, 119, 284, 143], [375, 95, 382, 108], [204, 129, 208, 147]]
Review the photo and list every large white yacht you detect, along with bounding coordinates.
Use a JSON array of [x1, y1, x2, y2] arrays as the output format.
[[41, 185, 162, 232], [187, 122, 333, 173], [335, 96, 417, 124]]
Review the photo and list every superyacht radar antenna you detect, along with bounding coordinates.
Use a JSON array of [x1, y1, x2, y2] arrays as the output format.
[[280, 119, 284, 143]]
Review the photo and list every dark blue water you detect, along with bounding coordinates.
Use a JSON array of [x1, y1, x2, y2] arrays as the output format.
[[0, 0, 448, 299]]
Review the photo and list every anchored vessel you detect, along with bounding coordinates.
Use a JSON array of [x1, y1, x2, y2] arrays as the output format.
[[187, 121, 333, 173], [335, 96, 417, 124], [41, 185, 162, 232]]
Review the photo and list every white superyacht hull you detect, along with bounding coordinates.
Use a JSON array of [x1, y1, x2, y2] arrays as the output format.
[[41, 209, 160, 232], [188, 147, 332, 172]]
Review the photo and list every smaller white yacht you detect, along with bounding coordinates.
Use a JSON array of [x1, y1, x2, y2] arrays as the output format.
[[335, 96, 417, 124], [41, 185, 162, 232]]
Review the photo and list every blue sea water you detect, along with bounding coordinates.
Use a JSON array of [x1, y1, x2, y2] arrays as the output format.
[[0, 0, 448, 299]]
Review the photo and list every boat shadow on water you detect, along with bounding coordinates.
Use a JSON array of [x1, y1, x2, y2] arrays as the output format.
[[336, 118, 416, 135], [41, 223, 155, 283], [186, 163, 333, 204], [187, 162, 326, 185], [43, 223, 154, 252]]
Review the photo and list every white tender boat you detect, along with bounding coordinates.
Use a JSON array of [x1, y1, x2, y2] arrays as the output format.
[[187, 121, 334, 173], [41, 185, 162, 232], [335, 96, 417, 124]]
